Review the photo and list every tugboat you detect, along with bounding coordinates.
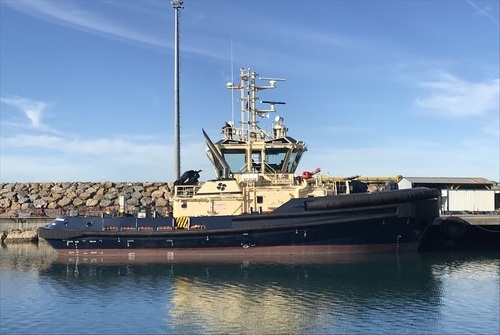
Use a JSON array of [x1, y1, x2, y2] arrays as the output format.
[[38, 68, 440, 258]]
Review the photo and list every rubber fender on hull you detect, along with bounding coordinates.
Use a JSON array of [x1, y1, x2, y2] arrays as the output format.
[[441, 218, 468, 240], [304, 187, 440, 211]]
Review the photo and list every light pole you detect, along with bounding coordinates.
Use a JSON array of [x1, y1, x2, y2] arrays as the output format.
[[172, 0, 183, 181]]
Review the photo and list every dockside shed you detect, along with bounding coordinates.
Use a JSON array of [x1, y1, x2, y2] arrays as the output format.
[[398, 177, 499, 213]]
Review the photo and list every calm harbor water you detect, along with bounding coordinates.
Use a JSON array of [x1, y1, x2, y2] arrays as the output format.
[[1, 242, 498, 335]]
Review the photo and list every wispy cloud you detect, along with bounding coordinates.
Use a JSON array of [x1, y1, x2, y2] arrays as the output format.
[[2, 0, 168, 48], [305, 136, 499, 180], [0, 132, 213, 182], [2, 133, 163, 156], [414, 73, 499, 118], [0, 96, 53, 131], [0, 93, 215, 182], [464, 0, 500, 27]]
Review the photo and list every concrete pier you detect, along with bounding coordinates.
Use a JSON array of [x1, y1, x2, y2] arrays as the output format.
[[421, 214, 499, 251], [455, 214, 499, 226], [0, 217, 53, 231]]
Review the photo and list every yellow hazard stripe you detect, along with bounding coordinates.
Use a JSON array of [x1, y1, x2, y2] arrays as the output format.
[[175, 216, 190, 228]]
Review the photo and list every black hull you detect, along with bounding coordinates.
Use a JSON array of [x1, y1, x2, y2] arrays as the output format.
[[39, 188, 440, 257]]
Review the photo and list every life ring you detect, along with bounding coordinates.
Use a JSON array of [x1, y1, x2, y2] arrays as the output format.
[[441, 218, 467, 240]]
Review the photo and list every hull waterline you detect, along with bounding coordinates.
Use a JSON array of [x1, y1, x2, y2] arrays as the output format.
[[39, 188, 440, 257]]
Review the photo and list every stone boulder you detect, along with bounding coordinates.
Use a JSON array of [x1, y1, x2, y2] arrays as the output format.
[[1, 181, 173, 215], [4, 229, 38, 243]]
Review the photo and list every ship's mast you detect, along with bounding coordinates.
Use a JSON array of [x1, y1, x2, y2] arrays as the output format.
[[227, 68, 285, 142], [172, 0, 183, 180]]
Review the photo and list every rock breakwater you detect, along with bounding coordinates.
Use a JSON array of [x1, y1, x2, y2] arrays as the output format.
[[2, 229, 38, 243], [0, 182, 174, 217]]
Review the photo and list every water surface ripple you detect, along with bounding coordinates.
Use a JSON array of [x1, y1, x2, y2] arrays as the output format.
[[1, 242, 498, 334]]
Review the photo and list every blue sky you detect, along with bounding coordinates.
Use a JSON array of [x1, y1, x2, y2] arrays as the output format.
[[1, 0, 499, 183]]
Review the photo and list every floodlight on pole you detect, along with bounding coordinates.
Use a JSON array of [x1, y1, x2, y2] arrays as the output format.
[[171, 0, 183, 8]]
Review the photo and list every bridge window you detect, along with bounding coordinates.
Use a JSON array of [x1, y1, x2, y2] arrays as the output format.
[[222, 149, 246, 173], [265, 148, 287, 172], [287, 150, 303, 173]]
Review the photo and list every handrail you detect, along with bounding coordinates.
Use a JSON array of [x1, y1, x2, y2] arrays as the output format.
[[174, 185, 201, 198]]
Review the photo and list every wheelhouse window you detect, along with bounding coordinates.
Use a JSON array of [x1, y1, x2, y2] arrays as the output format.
[[252, 151, 262, 172], [265, 148, 288, 172], [222, 149, 246, 173], [287, 149, 303, 173]]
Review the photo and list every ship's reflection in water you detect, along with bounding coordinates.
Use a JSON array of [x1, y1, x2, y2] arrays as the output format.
[[3, 242, 497, 334], [42, 250, 442, 334]]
